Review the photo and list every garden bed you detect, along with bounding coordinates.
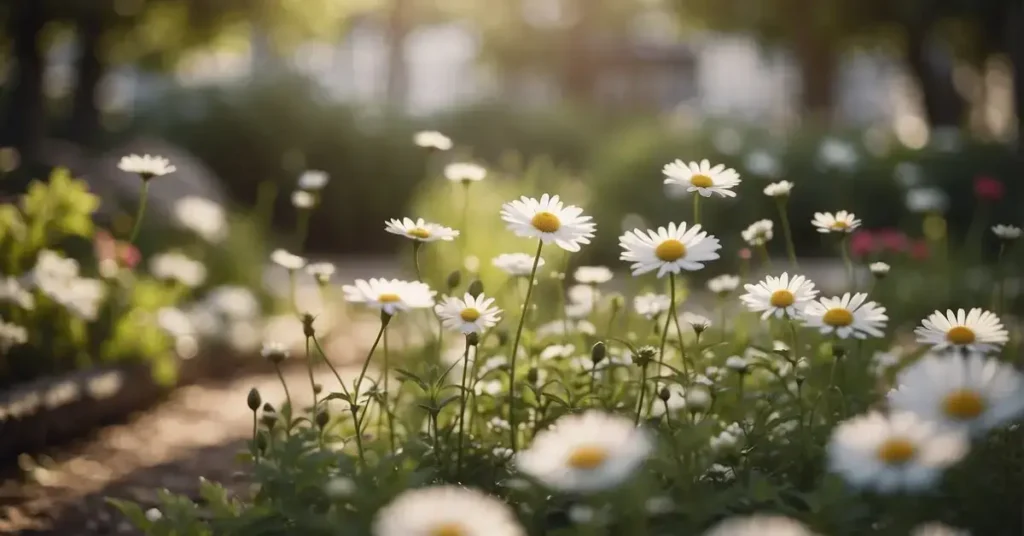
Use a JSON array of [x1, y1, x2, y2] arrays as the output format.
[[0, 350, 267, 466]]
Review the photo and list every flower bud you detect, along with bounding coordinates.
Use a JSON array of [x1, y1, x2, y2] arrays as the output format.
[[495, 329, 510, 347], [632, 346, 657, 367], [466, 332, 480, 347], [527, 367, 539, 384], [316, 409, 330, 429], [658, 386, 671, 402], [302, 313, 316, 338], [313, 383, 323, 395], [446, 270, 462, 291], [467, 279, 484, 298], [590, 341, 606, 364], [247, 388, 262, 411], [256, 431, 268, 453]]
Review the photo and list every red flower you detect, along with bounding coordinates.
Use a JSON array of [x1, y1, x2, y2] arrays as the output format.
[[910, 240, 929, 260], [849, 230, 876, 258], [738, 248, 752, 260], [973, 175, 1005, 202], [877, 228, 909, 252]]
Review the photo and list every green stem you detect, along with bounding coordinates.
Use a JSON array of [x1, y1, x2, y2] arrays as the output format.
[[777, 199, 799, 269], [295, 209, 311, 253], [350, 318, 389, 466], [305, 336, 317, 410], [692, 194, 701, 225], [251, 411, 259, 462], [127, 181, 150, 244], [651, 274, 676, 411], [456, 337, 472, 476], [634, 362, 649, 426], [273, 364, 292, 418], [384, 327, 395, 453], [413, 242, 424, 282], [460, 182, 471, 259], [758, 244, 773, 270], [507, 239, 544, 452], [839, 236, 855, 291]]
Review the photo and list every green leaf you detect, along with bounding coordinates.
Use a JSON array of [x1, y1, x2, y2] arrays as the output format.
[[394, 368, 429, 391]]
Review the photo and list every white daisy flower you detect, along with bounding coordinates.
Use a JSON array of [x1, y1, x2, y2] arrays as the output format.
[[914, 308, 1008, 353], [888, 351, 1024, 436], [117, 154, 176, 180], [574, 266, 613, 284], [633, 292, 670, 319], [515, 411, 652, 493], [444, 162, 487, 183], [270, 249, 306, 271], [205, 285, 259, 319], [298, 170, 328, 190], [702, 514, 815, 536], [619, 222, 721, 277], [681, 312, 711, 333], [500, 194, 595, 252], [812, 211, 861, 234], [725, 355, 749, 371], [869, 262, 890, 276], [306, 262, 335, 284], [707, 274, 740, 295], [800, 292, 888, 339], [763, 180, 794, 198], [827, 411, 968, 493], [173, 196, 227, 243], [291, 190, 315, 209], [413, 130, 453, 151], [540, 343, 576, 361], [342, 278, 435, 315], [739, 273, 818, 319], [385, 217, 459, 243], [992, 224, 1022, 240], [568, 284, 598, 306], [662, 159, 742, 198], [260, 341, 289, 361], [492, 253, 546, 276], [744, 150, 781, 177], [741, 219, 774, 246], [373, 485, 524, 536], [150, 252, 207, 288], [565, 298, 593, 320], [435, 293, 502, 334], [911, 522, 971, 536]]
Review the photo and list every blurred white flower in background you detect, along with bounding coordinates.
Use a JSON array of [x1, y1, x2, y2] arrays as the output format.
[[707, 274, 740, 296], [905, 187, 949, 214], [811, 211, 861, 234], [763, 180, 793, 197], [702, 514, 815, 536], [0, 318, 28, 351], [910, 522, 971, 536], [741, 219, 774, 246], [373, 485, 524, 536], [444, 162, 487, 183], [117, 154, 176, 180], [633, 292, 670, 319], [869, 262, 890, 276], [291, 190, 315, 209], [385, 217, 459, 242], [156, 307, 194, 338], [492, 253, 545, 276], [297, 170, 328, 190], [150, 252, 207, 288], [894, 161, 924, 189], [270, 249, 307, 271], [710, 127, 744, 155], [306, 262, 336, 284], [992, 224, 1022, 240], [342, 278, 435, 315], [744, 149, 781, 178], [413, 130, 452, 151], [174, 196, 227, 243], [817, 138, 859, 170], [0, 276, 34, 310], [574, 266, 613, 285], [204, 285, 260, 320]]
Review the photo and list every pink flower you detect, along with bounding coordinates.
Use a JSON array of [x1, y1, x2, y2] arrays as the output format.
[[974, 175, 1005, 202], [910, 240, 930, 260], [877, 228, 908, 252], [850, 230, 876, 258], [738, 248, 752, 260]]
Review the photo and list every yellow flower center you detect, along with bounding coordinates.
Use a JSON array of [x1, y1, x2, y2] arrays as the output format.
[[945, 326, 976, 345], [566, 445, 609, 470], [531, 211, 561, 233], [460, 308, 481, 322], [655, 239, 687, 262], [822, 308, 854, 327], [690, 174, 714, 188], [831, 221, 849, 231], [378, 293, 401, 303], [408, 227, 431, 239], [769, 290, 795, 308], [942, 389, 986, 420], [430, 522, 466, 536], [876, 437, 917, 465]]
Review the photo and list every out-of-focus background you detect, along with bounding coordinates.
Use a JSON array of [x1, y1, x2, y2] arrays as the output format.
[[1, 0, 1022, 263]]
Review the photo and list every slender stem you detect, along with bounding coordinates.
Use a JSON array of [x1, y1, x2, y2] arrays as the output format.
[[777, 199, 799, 269], [288, 271, 298, 313], [251, 411, 259, 462], [460, 182, 471, 259], [384, 327, 395, 453], [432, 413, 442, 467], [651, 274, 676, 412], [839, 236, 855, 290], [254, 179, 278, 235], [635, 362, 649, 425], [127, 181, 150, 244], [758, 244, 773, 270], [413, 242, 424, 282], [350, 319, 389, 466], [274, 364, 292, 415], [507, 239, 544, 452], [312, 334, 349, 397], [305, 336, 317, 410], [994, 243, 1006, 313], [692, 194, 701, 225], [456, 338, 472, 476]]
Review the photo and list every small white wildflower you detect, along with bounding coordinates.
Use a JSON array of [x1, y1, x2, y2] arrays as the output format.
[[298, 170, 328, 190], [725, 356, 749, 372], [992, 224, 1022, 240], [444, 162, 487, 183], [633, 292, 670, 319], [173, 196, 227, 243], [742, 219, 774, 246], [261, 341, 289, 362], [291, 190, 315, 209], [574, 266, 613, 284], [324, 477, 356, 498], [270, 249, 307, 271], [869, 262, 890, 276], [493, 253, 545, 276], [0, 277, 34, 310], [0, 318, 28, 351], [144, 508, 163, 522], [707, 274, 740, 295], [413, 131, 453, 151], [306, 262, 335, 284], [117, 154, 175, 180], [763, 180, 794, 198], [150, 252, 207, 288]]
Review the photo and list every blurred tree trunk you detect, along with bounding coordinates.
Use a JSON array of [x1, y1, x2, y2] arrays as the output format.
[[1005, 1, 1024, 154], [384, 0, 410, 111], [904, 21, 965, 128], [2, 0, 47, 163], [69, 12, 105, 147]]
